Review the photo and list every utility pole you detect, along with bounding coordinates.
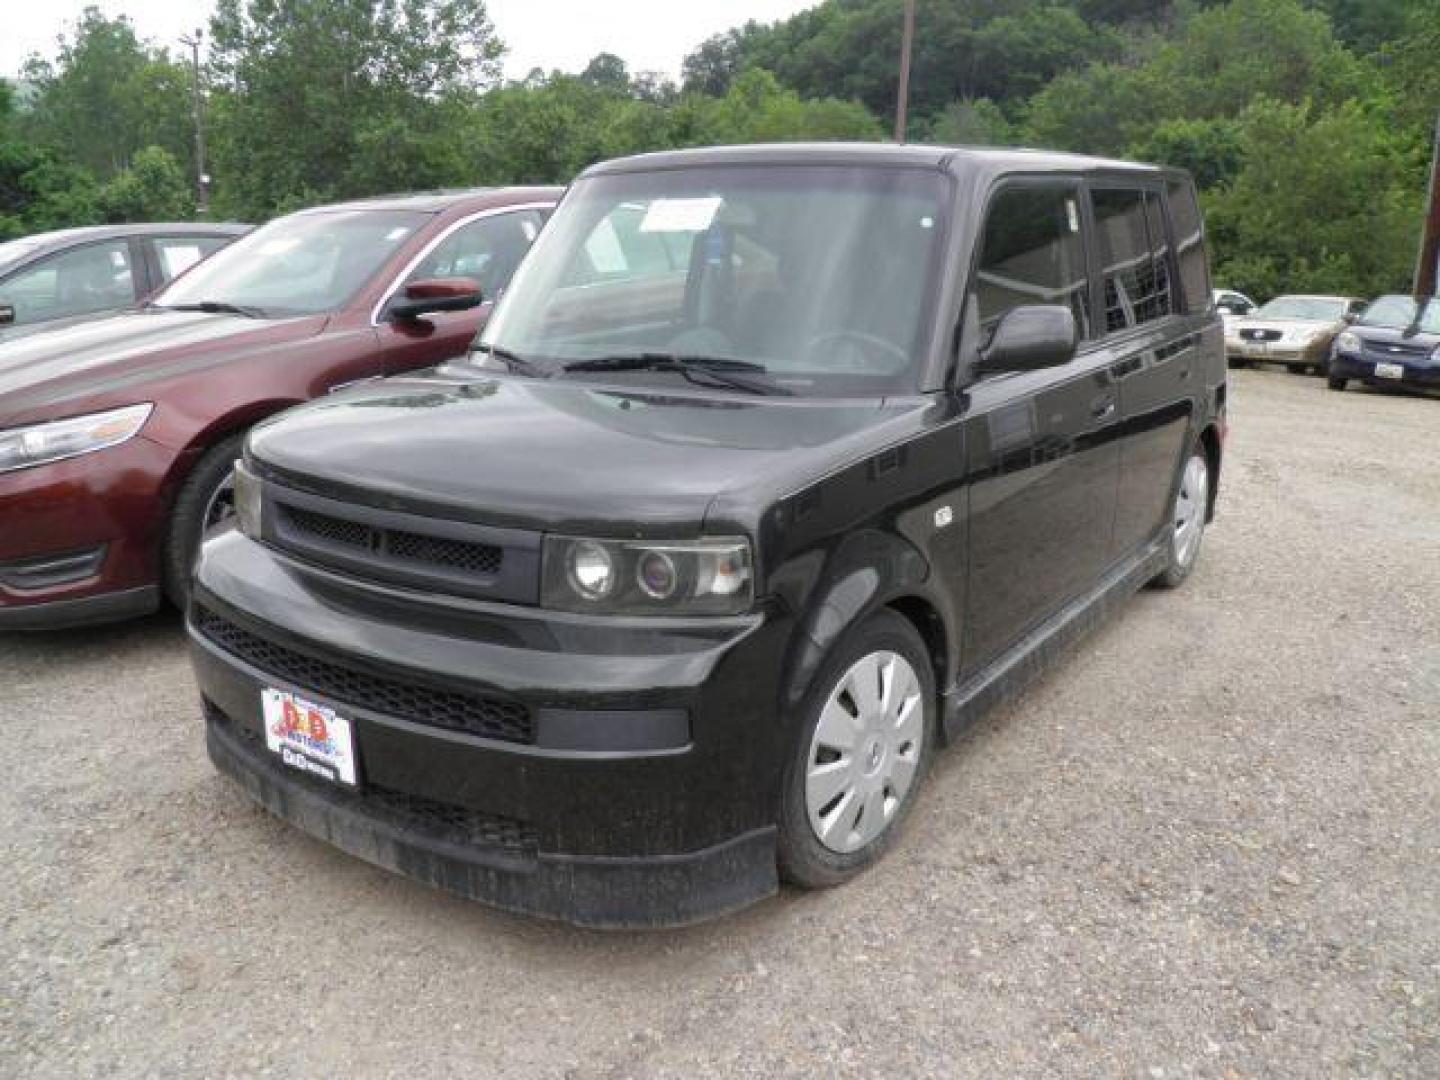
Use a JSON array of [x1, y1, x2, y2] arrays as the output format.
[[1414, 110, 1440, 300], [894, 0, 916, 143], [180, 29, 209, 217]]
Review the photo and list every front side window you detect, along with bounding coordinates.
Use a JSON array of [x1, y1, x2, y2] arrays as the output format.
[[156, 210, 428, 317], [0, 240, 136, 326], [973, 183, 1090, 340], [1093, 187, 1173, 333], [404, 209, 545, 301], [481, 166, 949, 397]]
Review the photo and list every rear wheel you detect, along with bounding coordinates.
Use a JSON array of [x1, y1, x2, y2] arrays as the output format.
[[778, 610, 935, 889], [1153, 444, 1209, 589], [162, 434, 245, 608], [1327, 376, 1347, 391]]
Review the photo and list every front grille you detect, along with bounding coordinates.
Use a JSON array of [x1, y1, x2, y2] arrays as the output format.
[[284, 505, 371, 549], [1364, 340, 1430, 360], [211, 704, 538, 854], [387, 528, 502, 575], [278, 504, 503, 577], [195, 607, 534, 744]]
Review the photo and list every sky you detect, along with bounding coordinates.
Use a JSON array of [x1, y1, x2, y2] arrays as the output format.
[[1, 0, 819, 81]]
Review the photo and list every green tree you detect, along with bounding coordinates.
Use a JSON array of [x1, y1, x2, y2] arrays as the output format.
[[1203, 99, 1424, 298], [20, 8, 193, 179], [207, 0, 504, 217], [98, 145, 194, 222]]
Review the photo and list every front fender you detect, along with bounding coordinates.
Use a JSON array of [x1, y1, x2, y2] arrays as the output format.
[[772, 528, 948, 715]]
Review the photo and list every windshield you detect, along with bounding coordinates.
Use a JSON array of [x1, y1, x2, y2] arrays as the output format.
[[155, 209, 427, 317], [480, 165, 949, 396], [1254, 296, 1346, 321], [1359, 295, 1440, 334], [0, 238, 43, 274]]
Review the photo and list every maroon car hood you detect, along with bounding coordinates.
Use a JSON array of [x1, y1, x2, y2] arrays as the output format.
[[0, 308, 328, 426]]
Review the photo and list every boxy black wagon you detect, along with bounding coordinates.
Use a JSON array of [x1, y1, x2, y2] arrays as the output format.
[[189, 144, 1227, 927]]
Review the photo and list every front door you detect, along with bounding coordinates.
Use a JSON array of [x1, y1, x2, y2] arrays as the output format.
[[958, 180, 1123, 678], [375, 208, 548, 375]]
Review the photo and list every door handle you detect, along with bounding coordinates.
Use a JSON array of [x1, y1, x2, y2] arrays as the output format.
[[1091, 395, 1117, 421]]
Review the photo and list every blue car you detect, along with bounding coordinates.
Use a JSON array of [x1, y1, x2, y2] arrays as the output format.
[[1329, 295, 1440, 393]]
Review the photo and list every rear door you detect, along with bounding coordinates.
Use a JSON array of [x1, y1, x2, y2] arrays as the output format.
[[959, 179, 1125, 677], [1092, 182, 1200, 560], [375, 207, 549, 375]]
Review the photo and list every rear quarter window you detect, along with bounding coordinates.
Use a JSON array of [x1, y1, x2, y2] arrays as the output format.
[[1165, 176, 1210, 314]]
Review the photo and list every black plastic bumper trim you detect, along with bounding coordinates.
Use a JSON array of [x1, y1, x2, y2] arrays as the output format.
[[206, 715, 778, 928]]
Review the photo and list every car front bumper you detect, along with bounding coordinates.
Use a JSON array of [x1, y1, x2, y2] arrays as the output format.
[[1330, 351, 1440, 389], [1225, 340, 1328, 365], [188, 530, 791, 928], [0, 436, 173, 628]]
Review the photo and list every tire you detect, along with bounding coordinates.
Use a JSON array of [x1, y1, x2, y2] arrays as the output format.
[[1327, 376, 1347, 392], [1152, 442, 1210, 590], [777, 609, 936, 889], [162, 433, 246, 608]]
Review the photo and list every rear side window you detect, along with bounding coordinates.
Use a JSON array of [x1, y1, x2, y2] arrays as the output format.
[[1092, 187, 1174, 332], [154, 235, 232, 281], [974, 183, 1091, 340], [1165, 177, 1209, 313]]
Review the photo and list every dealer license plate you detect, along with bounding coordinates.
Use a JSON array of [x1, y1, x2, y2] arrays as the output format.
[[260, 688, 358, 787], [1374, 361, 1404, 380]]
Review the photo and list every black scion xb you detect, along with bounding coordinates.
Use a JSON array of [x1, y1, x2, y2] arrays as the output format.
[[189, 144, 1226, 927]]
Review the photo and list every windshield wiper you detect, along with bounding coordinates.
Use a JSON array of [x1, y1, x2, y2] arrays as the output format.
[[470, 342, 551, 377], [561, 352, 791, 396], [160, 300, 269, 319]]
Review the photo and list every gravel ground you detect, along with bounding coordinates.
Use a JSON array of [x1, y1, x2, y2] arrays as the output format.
[[2, 370, 1438, 1079]]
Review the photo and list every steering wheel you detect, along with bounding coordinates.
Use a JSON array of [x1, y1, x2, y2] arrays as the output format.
[[802, 329, 910, 373]]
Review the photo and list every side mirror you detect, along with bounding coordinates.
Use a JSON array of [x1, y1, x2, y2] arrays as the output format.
[[0, 303, 14, 326], [1216, 302, 1237, 315], [1343, 312, 1358, 324], [977, 304, 1078, 375], [389, 277, 483, 322]]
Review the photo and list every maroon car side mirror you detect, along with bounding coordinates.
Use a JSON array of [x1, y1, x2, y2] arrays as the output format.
[[389, 277, 483, 322]]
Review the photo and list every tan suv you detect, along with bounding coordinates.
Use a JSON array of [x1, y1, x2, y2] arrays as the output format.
[[1225, 294, 1365, 374]]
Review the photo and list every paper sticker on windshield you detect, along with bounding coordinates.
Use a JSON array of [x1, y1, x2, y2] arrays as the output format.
[[640, 197, 722, 234], [383, 227, 412, 242], [1066, 198, 1080, 233], [258, 238, 302, 256]]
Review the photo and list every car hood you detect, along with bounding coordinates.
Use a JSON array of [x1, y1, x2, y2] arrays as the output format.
[[0, 307, 328, 425], [248, 370, 919, 534]]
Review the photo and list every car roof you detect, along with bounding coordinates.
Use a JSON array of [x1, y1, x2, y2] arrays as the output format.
[[582, 142, 1172, 181], [305, 187, 564, 215], [12, 222, 251, 254], [1265, 294, 1356, 303]]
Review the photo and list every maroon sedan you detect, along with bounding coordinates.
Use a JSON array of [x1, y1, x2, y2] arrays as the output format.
[[0, 186, 560, 628]]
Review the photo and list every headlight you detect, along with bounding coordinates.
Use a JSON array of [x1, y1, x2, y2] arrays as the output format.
[[0, 403, 153, 474], [233, 460, 264, 539], [1336, 331, 1361, 353], [542, 536, 753, 615]]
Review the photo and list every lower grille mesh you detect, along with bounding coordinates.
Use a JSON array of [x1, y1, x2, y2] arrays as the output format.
[[211, 704, 538, 855], [194, 607, 534, 744]]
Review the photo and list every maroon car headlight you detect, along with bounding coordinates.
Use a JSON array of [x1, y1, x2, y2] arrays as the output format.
[[0, 403, 153, 474], [541, 536, 753, 615]]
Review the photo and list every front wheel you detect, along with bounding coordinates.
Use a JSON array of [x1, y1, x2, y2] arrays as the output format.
[[1153, 444, 1210, 589], [1327, 376, 1347, 391], [162, 434, 246, 608], [778, 610, 936, 889]]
